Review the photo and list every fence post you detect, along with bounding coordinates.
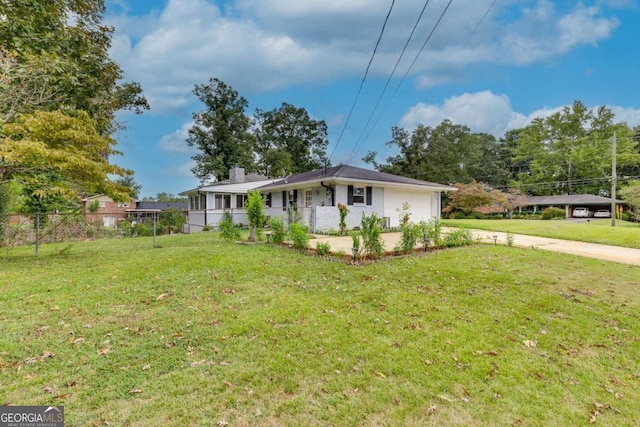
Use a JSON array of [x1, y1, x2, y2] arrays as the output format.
[[35, 214, 40, 257], [153, 212, 157, 248]]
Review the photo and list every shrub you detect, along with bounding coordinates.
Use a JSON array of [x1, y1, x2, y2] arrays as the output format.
[[316, 242, 331, 256], [441, 228, 475, 248], [246, 190, 266, 242], [219, 211, 241, 242], [360, 213, 384, 259], [541, 207, 566, 220], [290, 222, 310, 249], [396, 222, 420, 254], [453, 211, 467, 219], [419, 219, 442, 247], [202, 225, 213, 232], [133, 222, 155, 237], [268, 217, 287, 244], [469, 212, 485, 219]]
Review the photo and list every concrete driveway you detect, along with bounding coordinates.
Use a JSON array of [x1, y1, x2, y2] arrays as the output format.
[[311, 228, 640, 266]]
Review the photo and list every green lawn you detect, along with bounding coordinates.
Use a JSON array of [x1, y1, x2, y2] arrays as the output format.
[[1, 234, 639, 426], [443, 218, 640, 248]]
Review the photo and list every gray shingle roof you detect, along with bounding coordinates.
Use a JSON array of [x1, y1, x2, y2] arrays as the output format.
[[259, 165, 456, 190], [134, 202, 188, 211]]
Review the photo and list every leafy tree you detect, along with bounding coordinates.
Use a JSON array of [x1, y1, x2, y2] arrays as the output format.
[[159, 208, 186, 234], [366, 120, 504, 186], [255, 103, 329, 175], [245, 190, 265, 242], [0, 111, 132, 205], [512, 101, 639, 195], [0, 0, 148, 134], [187, 78, 255, 182], [155, 193, 187, 203], [116, 175, 142, 199], [446, 181, 494, 214], [620, 180, 640, 220]]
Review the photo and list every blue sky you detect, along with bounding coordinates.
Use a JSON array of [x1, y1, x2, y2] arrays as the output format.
[[105, 0, 640, 198]]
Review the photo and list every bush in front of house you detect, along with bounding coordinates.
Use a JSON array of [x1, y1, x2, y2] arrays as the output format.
[[360, 212, 385, 258], [290, 222, 310, 249], [316, 242, 331, 256], [268, 217, 287, 244], [440, 228, 475, 248], [219, 211, 241, 242], [541, 207, 566, 220], [396, 222, 420, 254]]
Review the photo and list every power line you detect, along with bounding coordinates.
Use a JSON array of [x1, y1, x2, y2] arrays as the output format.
[[344, 0, 455, 166], [343, 0, 433, 164], [399, 0, 497, 129], [327, 0, 397, 163]]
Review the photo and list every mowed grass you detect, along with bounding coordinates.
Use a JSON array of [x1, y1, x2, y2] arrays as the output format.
[[1, 233, 639, 426], [443, 218, 640, 248]]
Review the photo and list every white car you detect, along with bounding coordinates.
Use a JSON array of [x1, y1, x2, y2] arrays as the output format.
[[593, 210, 611, 218], [573, 207, 590, 218]]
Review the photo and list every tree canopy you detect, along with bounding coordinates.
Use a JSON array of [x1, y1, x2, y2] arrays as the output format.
[[0, 0, 148, 218], [187, 78, 330, 181], [364, 100, 639, 215]]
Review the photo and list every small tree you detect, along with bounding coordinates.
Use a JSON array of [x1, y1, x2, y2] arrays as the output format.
[[246, 190, 265, 242], [337, 202, 349, 235], [160, 208, 186, 234]]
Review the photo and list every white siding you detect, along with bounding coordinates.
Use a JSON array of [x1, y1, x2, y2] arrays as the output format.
[[383, 189, 440, 227]]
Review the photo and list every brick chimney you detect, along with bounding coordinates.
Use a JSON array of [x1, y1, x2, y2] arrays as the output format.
[[229, 165, 245, 183]]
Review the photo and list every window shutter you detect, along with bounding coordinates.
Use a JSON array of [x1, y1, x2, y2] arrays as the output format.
[[347, 185, 354, 205], [293, 189, 298, 204], [366, 186, 372, 206], [282, 191, 287, 210], [266, 193, 271, 207]]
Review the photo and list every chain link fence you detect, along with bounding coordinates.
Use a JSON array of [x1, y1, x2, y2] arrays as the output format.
[[0, 210, 180, 257]]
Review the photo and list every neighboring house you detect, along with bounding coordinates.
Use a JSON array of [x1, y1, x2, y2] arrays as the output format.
[[127, 201, 188, 223], [522, 194, 625, 217], [180, 166, 277, 232], [259, 165, 457, 233], [82, 194, 136, 227]]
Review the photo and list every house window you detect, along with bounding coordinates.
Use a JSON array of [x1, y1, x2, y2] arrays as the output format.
[[265, 193, 271, 207], [215, 194, 231, 210], [117, 202, 130, 208], [99, 201, 107, 208], [236, 194, 247, 209], [353, 186, 365, 204], [304, 190, 312, 207], [190, 194, 206, 210]]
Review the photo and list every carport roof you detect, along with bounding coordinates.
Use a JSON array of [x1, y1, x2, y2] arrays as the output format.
[[524, 194, 623, 206]]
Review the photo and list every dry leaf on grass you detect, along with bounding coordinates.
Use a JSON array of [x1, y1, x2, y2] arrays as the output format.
[[523, 340, 537, 348]]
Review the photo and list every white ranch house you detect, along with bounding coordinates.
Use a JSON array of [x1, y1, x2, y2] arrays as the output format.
[[181, 165, 456, 233]]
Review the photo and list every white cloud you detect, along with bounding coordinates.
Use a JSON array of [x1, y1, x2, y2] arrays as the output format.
[[107, 0, 624, 113], [158, 121, 197, 154], [610, 106, 640, 127], [400, 91, 637, 137]]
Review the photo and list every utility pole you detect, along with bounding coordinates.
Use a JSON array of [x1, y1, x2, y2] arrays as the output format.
[[611, 132, 616, 227]]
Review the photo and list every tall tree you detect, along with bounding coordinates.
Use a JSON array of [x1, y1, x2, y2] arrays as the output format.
[[115, 175, 142, 199], [254, 103, 329, 176], [512, 101, 639, 195], [0, 0, 148, 133], [366, 120, 503, 186], [187, 78, 255, 182]]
